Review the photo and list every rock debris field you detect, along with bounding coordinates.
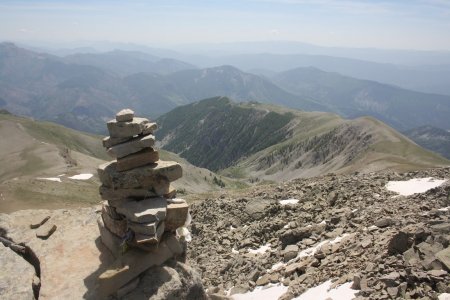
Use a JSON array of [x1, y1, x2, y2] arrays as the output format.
[[188, 167, 450, 299]]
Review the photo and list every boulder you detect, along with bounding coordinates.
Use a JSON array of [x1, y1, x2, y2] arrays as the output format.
[[283, 244, 299, 262], [387, 231, 411, 255], [107, 117, 149, 138], [121, 259, 207, 300], [97, 234, 183, 297], [107, 134, 155, 159], [97, 161, 182, 189], [0, 208, 114, 300], [116, 148, 159, 172], [0, 243, 36, 299], [244, 199, 274, 220]]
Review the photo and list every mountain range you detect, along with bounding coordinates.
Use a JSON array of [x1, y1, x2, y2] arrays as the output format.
[[1, 42, 450, 160], [156, 97, 449, 181]]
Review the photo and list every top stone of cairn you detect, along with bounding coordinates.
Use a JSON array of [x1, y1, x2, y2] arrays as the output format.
[[116, 108, 135, 122]]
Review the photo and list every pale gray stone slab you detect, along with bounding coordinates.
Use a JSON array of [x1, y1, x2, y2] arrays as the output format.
[[97, 160, 182, 189], [116, 197, 167, 223], [107, 134, 155, 158], [116, 109, 134, 122], [107, 117, 149, 138]]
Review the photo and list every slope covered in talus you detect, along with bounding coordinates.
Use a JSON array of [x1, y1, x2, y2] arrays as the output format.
[[156, 97, 449, 181]]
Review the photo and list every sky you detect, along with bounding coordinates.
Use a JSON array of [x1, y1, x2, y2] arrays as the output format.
[[1, 0, 450, 50]]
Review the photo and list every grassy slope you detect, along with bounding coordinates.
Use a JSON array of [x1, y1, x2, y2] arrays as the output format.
[[0, 112, 238, 212]]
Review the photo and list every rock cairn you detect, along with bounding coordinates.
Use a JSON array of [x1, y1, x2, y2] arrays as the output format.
[[96, 109, 191, 298]]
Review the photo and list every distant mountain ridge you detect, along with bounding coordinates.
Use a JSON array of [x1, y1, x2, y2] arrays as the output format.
[[156, 97, 449, 181], [272, 67, 450, 130], [1, 42, 450, 142], [404, 126, 450, 159]]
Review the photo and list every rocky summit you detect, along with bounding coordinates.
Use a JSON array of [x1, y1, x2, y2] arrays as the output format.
[[188, 167, 450, 299]]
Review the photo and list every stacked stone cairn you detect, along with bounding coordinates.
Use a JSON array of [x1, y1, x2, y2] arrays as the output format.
[[95, 109, 190, 297]]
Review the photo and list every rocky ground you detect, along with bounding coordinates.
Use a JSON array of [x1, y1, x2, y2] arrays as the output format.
[[188, 167, 450, 299]]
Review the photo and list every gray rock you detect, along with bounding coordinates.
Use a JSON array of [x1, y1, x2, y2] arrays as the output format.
[[127, 220, 158, 235], [0, 243, 36, 300], [99, 184, 171, 202], [97, 160, 182, 189], [103, 136, 132, 148], [107, 134, 155, 159], [116, 148, 159, 172], [387, 231, 411, 255], [122, 260, 207, 300], [375, 218, 394, 228], [116, 109, 134, 122], [436, 247, 450, 270], [97, 216, 122, 258], [107, 117, 149, 138], [142, 122, 158, 135], [0, 208, 114, 300], [244, 199, 274, 220], [283, 244, 299, 262], [116, 197, 167, 223]]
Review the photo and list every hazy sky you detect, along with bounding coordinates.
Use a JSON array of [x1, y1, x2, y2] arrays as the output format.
[[1, 0, 450, 50]]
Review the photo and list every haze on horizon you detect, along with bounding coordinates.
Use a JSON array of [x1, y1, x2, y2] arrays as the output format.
[[1, 0, 450, 51]]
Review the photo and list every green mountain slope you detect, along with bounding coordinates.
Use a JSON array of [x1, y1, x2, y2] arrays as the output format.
[[156, 98, 449, 182], [272, 67, 450, 131]]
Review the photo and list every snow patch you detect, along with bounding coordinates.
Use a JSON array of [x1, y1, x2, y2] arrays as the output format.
[[68, 173, 93, 180], [232, 283, 288, 300], [438, 207, 450, 212], [386, 177, 446, 196], [248, 244, 271, 254], [37, 177, 61, 182], [232, 248, 239, 254], [439, 293, 450, 300], [293, 280, 357, 300], [279, 199, 299, 205]]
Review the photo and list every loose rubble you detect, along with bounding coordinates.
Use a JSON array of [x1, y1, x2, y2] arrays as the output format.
[[188, 168, 450, 299], [95, 109, 204, 299]]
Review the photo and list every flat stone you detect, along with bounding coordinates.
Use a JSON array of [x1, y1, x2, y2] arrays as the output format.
[[107, 134, 155, 159], [134, 222, 165, 246], [128, 220, 158, 235], [375, 218, 394, 228], [427, 269, 447, 277], [284, 260, 309, 276], [97, 234, 183, 297], [436, 247, 450, 270], [97, 160, 182, 189], [101, 211, 127, 238], [99, 183, 171, 203], [116, 109, 134, 122], [283, 244, 299, 262], [107, 117, 149, 138], [97, 216, 122, 259], [98, 217, 123, 258], [30, 215, 50, 229], [116, 148, 159, 172], [36, 223, 57, 239], [103, 136, 133, 148], [116, 197, 167, 223], [165, 201, 189, 231], [0, 243, 36, 299], [142, 122, 158, 135], [101, 201, 122, 220]]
